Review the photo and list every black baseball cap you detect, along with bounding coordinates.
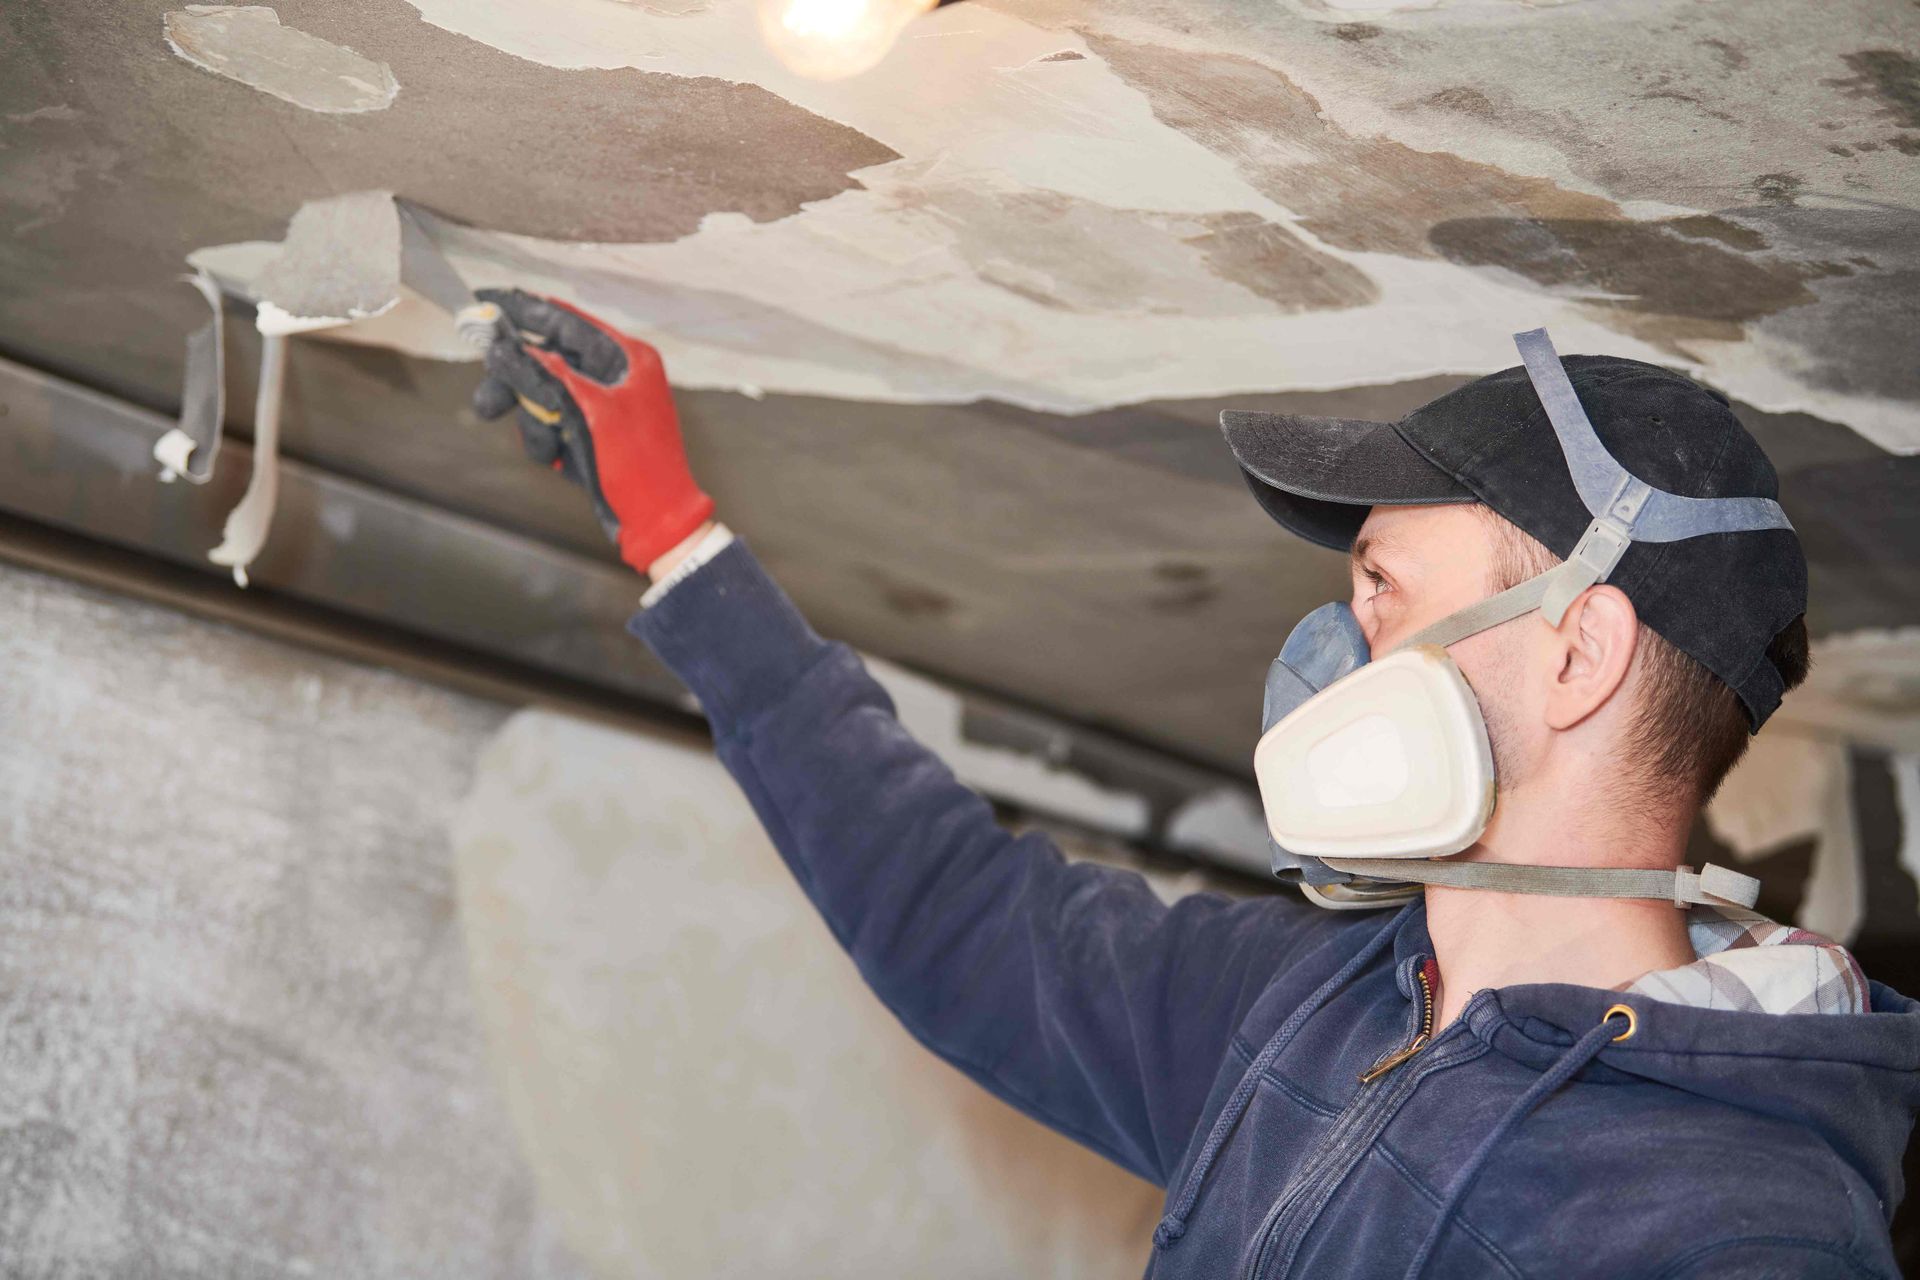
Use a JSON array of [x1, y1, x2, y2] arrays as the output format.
[[1219, 351, 1809, 730]]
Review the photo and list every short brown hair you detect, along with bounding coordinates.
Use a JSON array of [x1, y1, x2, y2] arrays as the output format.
[[1473, 507, 1810, 809]]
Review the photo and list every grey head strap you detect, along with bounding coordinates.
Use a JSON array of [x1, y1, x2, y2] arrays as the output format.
[[1512, 328, 1793, 626], [1396, 328, 1796, 654]]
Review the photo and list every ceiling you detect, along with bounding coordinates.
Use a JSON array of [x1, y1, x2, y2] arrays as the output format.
[[1, 0, 1916, 774]]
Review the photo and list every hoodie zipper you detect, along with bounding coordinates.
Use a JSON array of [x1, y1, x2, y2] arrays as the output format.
[[1360, 959, 1436, 1084], [1239, 957, 1457, 1280]]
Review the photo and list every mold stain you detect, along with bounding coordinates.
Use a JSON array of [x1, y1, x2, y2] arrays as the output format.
[[1181, 212, 1380, 311], [1752, 172, 1805, 206], [898, 185, 1373, 316], [1082, 34, 1623, 261], [861, 566, 958, 620], [1418, 87, 1498, 119], [1828, 50, 1920, 130], [1147, 561, 1218, 614], [1697, 38, 1749, 72], [1426, 215, 1822, 343]]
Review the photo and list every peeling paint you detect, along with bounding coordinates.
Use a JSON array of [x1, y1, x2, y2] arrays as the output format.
[[1083, 34, 1619, 262], [253, 190, 402, 327], [1427, 215, 1819, 335], [163, 6, 399, 114], [365, 0, 1916, 448]]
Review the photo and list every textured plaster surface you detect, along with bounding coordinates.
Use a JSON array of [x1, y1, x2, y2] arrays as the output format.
[[0, 561, 583, 1277], [452, 708, 1168, 1277]]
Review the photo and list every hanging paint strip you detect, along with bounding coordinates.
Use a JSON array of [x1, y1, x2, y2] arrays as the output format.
[[151, 272, 293, 588], [153, 269, 227, 485], [206, 330, 288, 589]]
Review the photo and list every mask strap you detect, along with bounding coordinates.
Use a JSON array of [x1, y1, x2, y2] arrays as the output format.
[[1513, 328, 1795, 626], [1393, 569, 1559, 652], [1320, 857, 1760, 909]]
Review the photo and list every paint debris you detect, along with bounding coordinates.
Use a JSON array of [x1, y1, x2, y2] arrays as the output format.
[[190, 191, 480, 360], [163, 6, 399, 114], [152, 270, 227, 485], [254, 190, 404, 330], [175, 192, 505, 583], [206, 333, 288, 588]]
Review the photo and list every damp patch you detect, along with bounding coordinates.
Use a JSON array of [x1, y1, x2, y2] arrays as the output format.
[[163, 6, 400, 114]]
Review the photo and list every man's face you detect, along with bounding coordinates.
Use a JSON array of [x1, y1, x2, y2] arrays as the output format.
[[1347, 503, 1542, 790]]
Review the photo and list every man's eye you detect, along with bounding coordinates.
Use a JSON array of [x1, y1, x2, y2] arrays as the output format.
[[1363, 568, 1390, 597]]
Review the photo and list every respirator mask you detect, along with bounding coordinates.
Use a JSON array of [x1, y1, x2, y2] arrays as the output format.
[[1256, 330, 1792, 911]]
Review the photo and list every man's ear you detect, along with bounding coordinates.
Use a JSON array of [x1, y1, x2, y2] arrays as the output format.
[[1544, 584, 1640, 732]]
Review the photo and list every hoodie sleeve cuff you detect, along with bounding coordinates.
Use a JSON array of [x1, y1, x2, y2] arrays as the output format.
[[639, 522, 737, 609], [626, 536, 833, 732]]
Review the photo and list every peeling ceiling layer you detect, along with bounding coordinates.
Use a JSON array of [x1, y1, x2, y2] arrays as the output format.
[[351, 0, 1920, 447], [0, 0, 1916, 771], [164, 5, 399, 114]]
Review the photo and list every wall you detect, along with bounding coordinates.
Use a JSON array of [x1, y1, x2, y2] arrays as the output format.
[[0, 560, 580, 1276], [0, 560, 1175, 1276]]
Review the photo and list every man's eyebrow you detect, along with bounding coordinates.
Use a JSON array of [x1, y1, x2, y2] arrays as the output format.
[[1351, 532, 1397, 572], [1351, 530, 1422, 579]]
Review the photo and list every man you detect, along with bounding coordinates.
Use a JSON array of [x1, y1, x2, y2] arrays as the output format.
[[473, 289, 1920, 1278]]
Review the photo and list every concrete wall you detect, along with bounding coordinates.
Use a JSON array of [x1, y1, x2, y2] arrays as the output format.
[[0, 560, 581, 1276], [0, 560, 1170, 1277]]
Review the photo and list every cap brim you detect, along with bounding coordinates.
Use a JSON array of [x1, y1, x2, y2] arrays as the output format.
[[1219, 411, 1473, 551]]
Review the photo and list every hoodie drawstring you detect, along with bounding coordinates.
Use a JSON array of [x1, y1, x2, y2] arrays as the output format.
[[1402, 1004, 1636, 1279], [1153, 903, 1415, 1251]]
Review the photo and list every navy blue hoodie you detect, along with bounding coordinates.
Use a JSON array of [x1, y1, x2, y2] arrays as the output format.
[[630, 538, 1920, 1279]]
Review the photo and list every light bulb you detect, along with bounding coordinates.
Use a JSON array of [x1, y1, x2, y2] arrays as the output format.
[[756, 0, 938, 80]]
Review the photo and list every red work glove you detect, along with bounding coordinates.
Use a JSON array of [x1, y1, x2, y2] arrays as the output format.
[[471, 288, 714, 573]]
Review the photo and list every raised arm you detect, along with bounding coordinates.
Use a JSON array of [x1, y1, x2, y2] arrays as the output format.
[[636, 533, 1353, 1181], [475, 291, 1350, 1184]]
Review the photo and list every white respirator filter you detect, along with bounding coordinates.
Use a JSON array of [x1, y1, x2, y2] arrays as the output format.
[[1253, 645, 1495, 860]]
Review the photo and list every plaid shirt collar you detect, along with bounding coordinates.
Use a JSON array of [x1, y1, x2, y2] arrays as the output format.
[[1622, 905, 1868, 1016]]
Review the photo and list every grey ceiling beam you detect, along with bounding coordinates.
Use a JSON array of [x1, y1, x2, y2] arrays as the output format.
[[0, 355, 1271, 879]]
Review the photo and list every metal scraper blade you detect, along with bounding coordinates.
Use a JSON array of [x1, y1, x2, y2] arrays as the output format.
[[395, 201, 496, 348]]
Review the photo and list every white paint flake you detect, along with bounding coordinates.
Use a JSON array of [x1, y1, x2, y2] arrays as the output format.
[[164, 6, 399, 114]]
